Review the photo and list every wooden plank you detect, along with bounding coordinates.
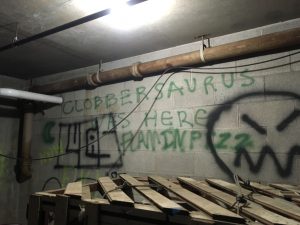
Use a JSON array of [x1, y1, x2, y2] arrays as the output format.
[[207, 179, 300, 222], [98, 176, 134, 207], [129, 203, 172, 223], [35, 192, 57, 197], [84, 198, 110, 205], [270, 183, 300, 194], [246, 182, 285, 198], [82, 185, 91, 200], [85, 198, 194, 224], [120, 174, 188, 216], [54, 195, 69, 225], [206, 178, 252, 196], [46, 182, 98, 194], [281, 191, 300, 199], [131, 203, 165, 220], [46, 187, 65, 194], [64, 181, 82, 198], [178, 177, 299, 225], [189, 211, 215, 224], [254, 196, 300, 221], [270, 184, 300, 205], [149, 175, 244, 223], [27, 194, 42, 225], [246, 182, 300, 206], [292, 198, 300, 206], [85, 198, 169, 222]]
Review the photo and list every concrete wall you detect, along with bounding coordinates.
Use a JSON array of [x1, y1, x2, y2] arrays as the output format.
[[32, 19, 300, 186], [0, 75, 29, 223], [31, 19, 300, 188], [0, 19, 300, 224]]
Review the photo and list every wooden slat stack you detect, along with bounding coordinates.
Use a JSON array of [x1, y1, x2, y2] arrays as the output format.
[[206, 179, 300, 222], [27, 175, 300, 225]]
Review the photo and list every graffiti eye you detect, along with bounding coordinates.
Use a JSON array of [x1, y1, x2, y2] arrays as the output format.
[[241, 114, 267, 135], [276, 110, 300, 131]]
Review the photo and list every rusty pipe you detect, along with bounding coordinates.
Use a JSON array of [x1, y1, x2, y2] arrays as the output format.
[[15, 103, 33, 183], [31, 27, 300, 94]]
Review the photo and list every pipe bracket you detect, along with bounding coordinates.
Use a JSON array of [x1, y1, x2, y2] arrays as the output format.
[[130, 62, 143, 78], [86, 73, 98, 87], [94, 70, 103, 84], [199, 38, 206, 63]]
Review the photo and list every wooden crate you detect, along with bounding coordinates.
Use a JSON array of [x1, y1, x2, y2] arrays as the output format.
[[27, 175, 300, 225]]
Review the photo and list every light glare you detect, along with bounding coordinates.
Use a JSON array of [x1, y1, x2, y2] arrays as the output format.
[[73, 0, 174, 30]]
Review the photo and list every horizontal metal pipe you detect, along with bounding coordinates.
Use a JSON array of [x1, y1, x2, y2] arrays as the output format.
[[0, 0, 147, 52], [0, 88, 63, 103], [31, 27, 300, 94]]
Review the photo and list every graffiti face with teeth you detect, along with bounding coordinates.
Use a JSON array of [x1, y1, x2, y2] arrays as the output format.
[[206, 91, 300, 180]]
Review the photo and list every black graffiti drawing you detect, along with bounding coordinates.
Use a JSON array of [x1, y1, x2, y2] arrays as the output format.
[[276, 110, 300, 132], [234, 145, 300, 177], [241, 114, 267, 135], [206, 91, 300, 179], [55, 114, 123, 169]]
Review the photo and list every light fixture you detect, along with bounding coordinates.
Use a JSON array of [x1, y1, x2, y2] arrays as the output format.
[[74, 0, 174, 30]]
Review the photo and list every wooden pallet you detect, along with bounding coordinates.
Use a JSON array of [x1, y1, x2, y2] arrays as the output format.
[[27, 175, 300, 225]]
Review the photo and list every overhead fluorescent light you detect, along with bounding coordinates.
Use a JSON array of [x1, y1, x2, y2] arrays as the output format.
[[74, 0, 174, 30]]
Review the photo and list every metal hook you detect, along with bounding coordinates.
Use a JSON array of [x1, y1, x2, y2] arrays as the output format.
[[99, 59, 103, 72], [12, 23, 19, 44], [200, 36, 207, 63]]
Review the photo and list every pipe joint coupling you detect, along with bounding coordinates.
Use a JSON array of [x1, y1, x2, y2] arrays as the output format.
[[87, 72, 102, 87], [130, 62, 143, 78], [86, 74, 97, 87]]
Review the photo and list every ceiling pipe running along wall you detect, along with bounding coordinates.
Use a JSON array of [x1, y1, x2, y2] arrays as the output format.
[[31, 27, 300, 94]]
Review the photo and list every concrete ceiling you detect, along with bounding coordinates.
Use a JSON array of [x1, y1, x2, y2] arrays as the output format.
[[0, 0, 299, 79]]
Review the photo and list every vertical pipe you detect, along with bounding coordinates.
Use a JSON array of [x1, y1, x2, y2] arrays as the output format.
[[15, 103, 33, 182]]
